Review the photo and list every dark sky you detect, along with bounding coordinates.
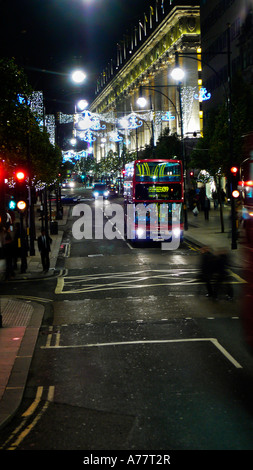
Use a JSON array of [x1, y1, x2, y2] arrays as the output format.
[[0, 0, 150, 114]]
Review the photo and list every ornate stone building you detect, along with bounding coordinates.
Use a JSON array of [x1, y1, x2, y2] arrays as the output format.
[[82, 1, 201, 163]]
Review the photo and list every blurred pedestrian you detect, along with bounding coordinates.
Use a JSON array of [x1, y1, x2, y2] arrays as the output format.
[[221, 189, 226, 205], [199, 246, 215, 297], [3, 231, 15, 280], [204, 196, 210, 220], [38, 228, 52, 272], [12, 222, 21, 270], [212, 190, 218, 209], [213, 249, 233, 300]]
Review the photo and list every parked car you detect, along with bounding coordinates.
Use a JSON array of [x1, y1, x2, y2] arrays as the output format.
[[92, 183, 109, 199]]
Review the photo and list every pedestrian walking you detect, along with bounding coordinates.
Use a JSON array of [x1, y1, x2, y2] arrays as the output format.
[[12, 222, 21, 270], [3, 231, 15, 280], [213, 249, 233, 300], [212, 190, 218, 209], [38, 228, 52, 272], [199, 246, 215, 297], [204, 196, 210, 220]]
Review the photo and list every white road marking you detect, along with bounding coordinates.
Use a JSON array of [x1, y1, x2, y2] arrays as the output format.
[[41, 337, 242, 369]]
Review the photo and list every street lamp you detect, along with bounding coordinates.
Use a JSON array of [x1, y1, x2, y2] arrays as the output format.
[[76, 99, 89, 111], [70, 138, 77, 146], [71, 70, 87, 84], [136, 91, 154, 152], [136, 96, 147, 108], [170, 67, 185, 82]]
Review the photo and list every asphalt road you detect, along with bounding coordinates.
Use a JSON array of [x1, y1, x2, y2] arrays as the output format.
[[0, 189, 253, 454]]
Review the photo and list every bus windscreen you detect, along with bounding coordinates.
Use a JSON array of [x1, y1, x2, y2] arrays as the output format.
[[135, 161, 181, 182]]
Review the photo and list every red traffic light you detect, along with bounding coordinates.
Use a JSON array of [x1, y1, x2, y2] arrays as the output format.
[[16, 170, 26, 181], [230, 166, 238, 175]]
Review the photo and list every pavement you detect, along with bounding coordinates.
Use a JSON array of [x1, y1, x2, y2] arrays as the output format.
[[0, 200, 250, 430]]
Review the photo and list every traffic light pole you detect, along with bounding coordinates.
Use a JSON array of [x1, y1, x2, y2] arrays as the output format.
[[19, 210, 27, 274], [25, 95, 36, 256], [231, 195, 237, 249], [28, 187, 36, 256]]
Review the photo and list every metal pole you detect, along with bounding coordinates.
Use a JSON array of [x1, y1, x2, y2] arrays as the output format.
[[44, 186, 49, 236], [25, 96, 35, 256], [149, 95, 155, 153], [19, 211, 27, 273], [175, 52, 188, 231], [227, 25, 237, 249]]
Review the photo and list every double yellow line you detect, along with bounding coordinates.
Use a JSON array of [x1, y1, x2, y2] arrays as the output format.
[[0, 386, 54, 450], [46, 325, 61, 347]]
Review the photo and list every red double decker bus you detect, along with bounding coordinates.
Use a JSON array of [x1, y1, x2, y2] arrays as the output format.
[[238, 133, 253, 352], [123, 159, 184, 244]]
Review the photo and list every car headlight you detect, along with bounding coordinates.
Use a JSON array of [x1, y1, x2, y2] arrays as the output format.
[[69, 182, 75, 188]]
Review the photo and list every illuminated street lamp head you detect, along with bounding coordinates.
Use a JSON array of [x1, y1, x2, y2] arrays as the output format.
[[171, 67, 185, 81], [71, 70, 86, 84], [77, 99, 88, 111], [137, 96, 147, 108]]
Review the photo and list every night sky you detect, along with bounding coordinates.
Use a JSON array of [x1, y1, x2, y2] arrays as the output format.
[[0, 0, 150, 114]]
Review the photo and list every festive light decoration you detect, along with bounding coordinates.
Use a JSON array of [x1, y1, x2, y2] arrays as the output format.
[[30, 91, 44, 118], [118, 113, 143, 129], [194, 87, 211, 101], [109, 130, 123, 142], [62, 149, 87, 162], [181, 86, 197, 131], [75, 111, 106, 131], [78, 129, 96, 143], [45, 114, 55, 145], [161, 111, 175, 121]]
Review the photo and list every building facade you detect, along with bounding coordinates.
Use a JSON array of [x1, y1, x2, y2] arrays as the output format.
[[85, 1, 201, 163], [200, 0, 253, 114]]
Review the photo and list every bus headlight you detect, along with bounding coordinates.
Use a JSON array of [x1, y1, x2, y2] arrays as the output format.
[[172, 227, 181, 238], [104, 191, 109, 197], [136, 228, 145, 238], [93, 191, 99, 197]]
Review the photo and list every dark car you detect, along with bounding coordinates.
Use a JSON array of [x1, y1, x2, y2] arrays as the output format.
[[107, 184, 119, 198], [92, 183, 109, 199]]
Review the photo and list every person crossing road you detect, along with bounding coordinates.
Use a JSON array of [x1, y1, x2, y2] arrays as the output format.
[[37, 228, 52, 272]]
